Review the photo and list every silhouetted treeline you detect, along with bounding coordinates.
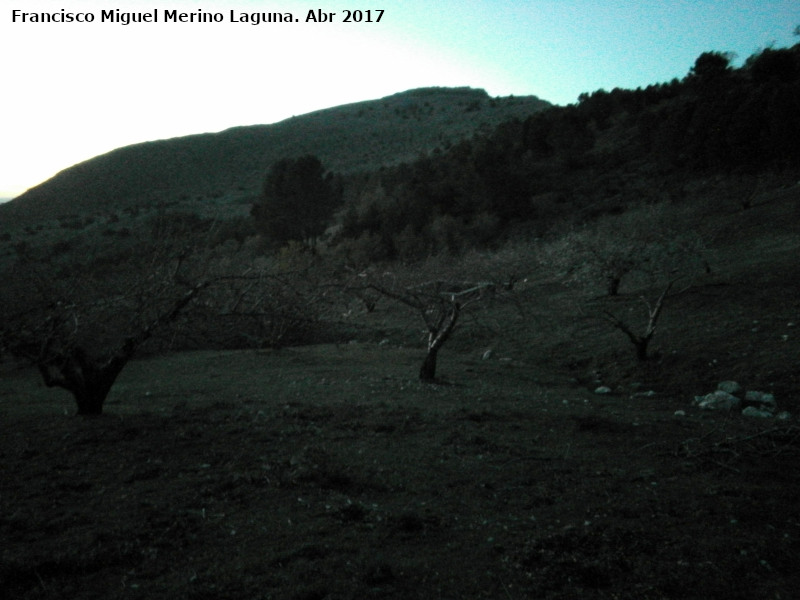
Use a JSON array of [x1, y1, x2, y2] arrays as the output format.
[[332, 44, 800, 261]]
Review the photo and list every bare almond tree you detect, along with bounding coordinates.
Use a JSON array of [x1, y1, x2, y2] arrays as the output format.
[[541, 203, 708, 296], [354, 272, 513, 381], [0, 247, 210, 415], [209, 265, 331, 350], [599, 278, 681, 361]]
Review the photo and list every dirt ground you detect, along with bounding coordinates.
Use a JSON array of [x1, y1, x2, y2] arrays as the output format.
[[2, 339, 799, 600], [2, 186, 800, 599]]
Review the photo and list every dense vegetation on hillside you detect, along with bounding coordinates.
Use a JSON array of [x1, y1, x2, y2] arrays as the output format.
[[332, 46, 800, 260]]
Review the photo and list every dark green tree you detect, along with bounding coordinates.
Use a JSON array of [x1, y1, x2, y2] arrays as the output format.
[[252, 155, 340, 248], [687, 51, 734, 88], [747, 47, 799, 83]]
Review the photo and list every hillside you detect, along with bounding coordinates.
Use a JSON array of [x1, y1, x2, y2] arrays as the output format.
[[0, 87, 549, 225], [2, 181, 799, 599], [2, 45, 800, 600]]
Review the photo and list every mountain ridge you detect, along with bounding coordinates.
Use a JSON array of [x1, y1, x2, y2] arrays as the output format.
[[1, 87, 550, 224]]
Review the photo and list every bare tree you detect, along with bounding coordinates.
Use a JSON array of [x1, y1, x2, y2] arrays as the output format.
[[353, 271, 513, 381], [599, 278, 681, 361], [542, 203, 708, 296], [209, 265, 330, 350], [0, 247, 209, 415]]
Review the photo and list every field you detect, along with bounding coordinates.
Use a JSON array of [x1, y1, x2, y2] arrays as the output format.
[[2, 342, 799, 599], [2, 185, 800, 599]]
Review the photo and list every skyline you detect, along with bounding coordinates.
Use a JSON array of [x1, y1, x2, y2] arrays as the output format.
[[2, 1, 799, 200]]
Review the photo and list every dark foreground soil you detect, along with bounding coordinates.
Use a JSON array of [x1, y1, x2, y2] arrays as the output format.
[[2, 340, 799, 600]]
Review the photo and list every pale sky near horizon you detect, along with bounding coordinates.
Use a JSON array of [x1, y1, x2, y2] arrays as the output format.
[[1, 0, 798, 200]]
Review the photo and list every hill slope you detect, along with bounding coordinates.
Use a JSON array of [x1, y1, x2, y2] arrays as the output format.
[[1, 88, 549, 224]]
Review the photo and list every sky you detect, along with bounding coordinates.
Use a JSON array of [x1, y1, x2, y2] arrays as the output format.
[[1, 0, 798, 200]]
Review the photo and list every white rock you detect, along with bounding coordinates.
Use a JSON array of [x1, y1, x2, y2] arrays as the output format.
[[717, 381, 742, 394], [594, 386, 612, 395], [742, 406, 774, 418], [696, 390, 741, 411], [482, 349, 493, 360], [673, 410, 686, 417], [744, 391, 777, 410]]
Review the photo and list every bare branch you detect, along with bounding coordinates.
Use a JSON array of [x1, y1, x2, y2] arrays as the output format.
[[599, 277, 680, 361]]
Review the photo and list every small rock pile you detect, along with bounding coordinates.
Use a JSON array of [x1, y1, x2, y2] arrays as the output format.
[[693, 381, 791, 419]]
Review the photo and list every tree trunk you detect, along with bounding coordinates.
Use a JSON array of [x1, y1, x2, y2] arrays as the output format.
[[607, 276, 621, 296], [38, 349, 129, 416], [419, 348, 438, 382], [74, 384, 112, 416], [634, 338, 651, 362]]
